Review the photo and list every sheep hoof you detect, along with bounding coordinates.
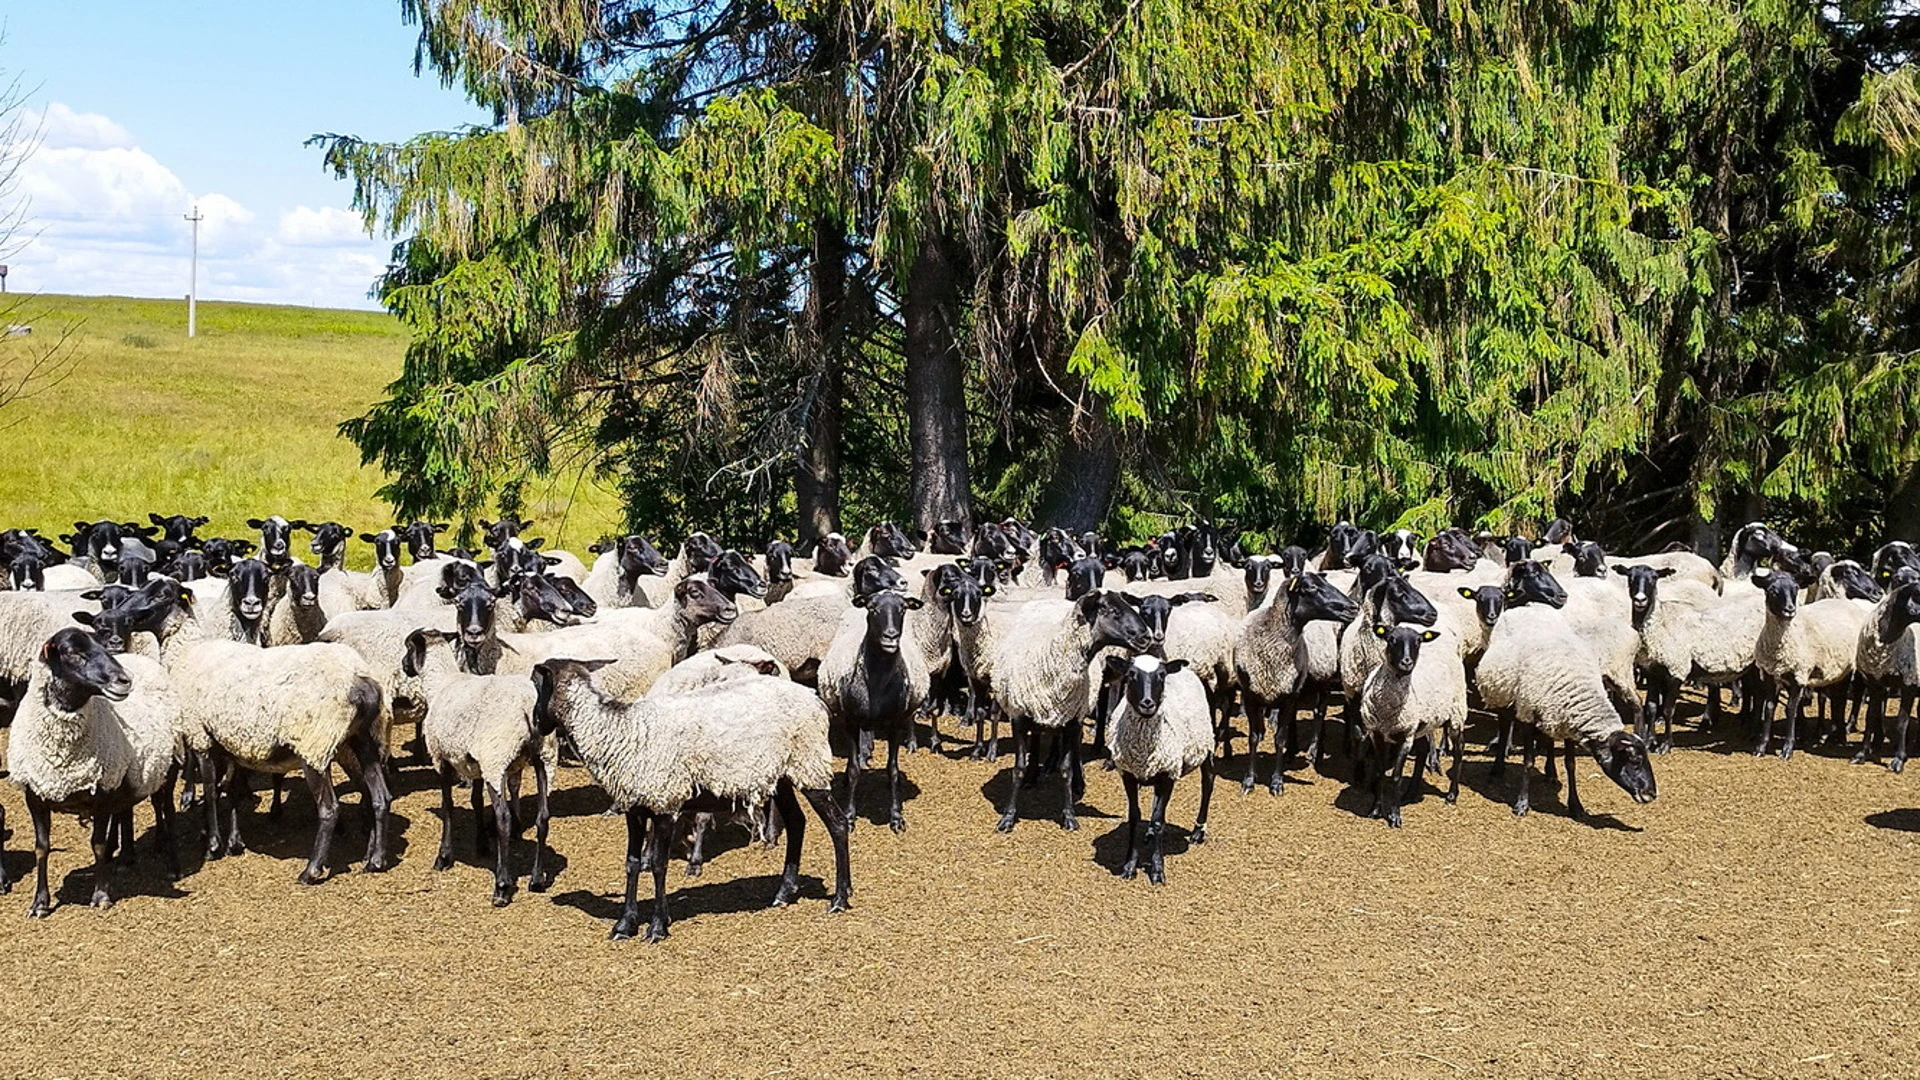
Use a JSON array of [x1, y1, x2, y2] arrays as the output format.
[[90, 892, 113, 910], [27, 900, 49, 919], [1238, 779, 1256, 796], [609, 919, 638, 941], [1385, 814, 1402, 830], [1267, 778, 1284, 796], [1191, 826, 1208, 845], [528, 872, 553, 894], [0, 879, 9, 895], [1120, 864, 1138, 880], [1100, 759, 1117, 772], [1892, 758, 1908, 775], [431, 855, 453, 872], [1147, 869, 1165, 886], [643, 921, 670, 944], [685, 862, 703, 878], [490, 889, 511, 908], [1779, 747, 1795, 761], [1059, 813, 1079, 832], [827, 895, 851, 914], [1654, 741, 1673, 756], [995, 814, 1017, 834], [364, 854, 395, 874], [296, 868, 327, 886], [1512, 803, 1530, 819], [888, 816, 906, 835]]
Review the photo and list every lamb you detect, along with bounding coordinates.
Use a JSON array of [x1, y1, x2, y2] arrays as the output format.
[[1231, 571, 1360, 795], [401, 628, 555, 905], [4, 628, 181, 914], [991, 590, 1156, 832], [154, 589, 395, 881], [818, 589, 930, 833], [1474, 569, 1659, 819], [266, 561, 328, 646], [493, 577, 740, 700], [1357, 623, 1468, 827], [583, 534, 670, 609], [530, 657, 852, 941], [1101, 654, 1216, 883], [1750, 569, 1867, 759]]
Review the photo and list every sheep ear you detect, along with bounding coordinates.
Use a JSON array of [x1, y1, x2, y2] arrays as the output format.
[[433, 523, 450, 532], [39, 639, 55, 663], [1164, 658, 1190, 674], [981, 583, 996, 597], [1102, 654, 1129, 681], [851, 592, 870, 608], [245, 519, 265, 529], [904, 596, 925, 610], [80, 589, 102, 600], [480, 520, 494, 530], [72, 610, 96, 626], [1422, 630, 1441, 643], [1075, 591, 1103, 622], [527, 538, 545, 550], [148, 513, 167, 526], [1457, 587, 1475, 599], [289, 520, 311, 531], [359, 533, 378, 543], [1373, 623, 1390, 639], [1610, 565, 1628, 576], [1657, 567, 1675, 578]]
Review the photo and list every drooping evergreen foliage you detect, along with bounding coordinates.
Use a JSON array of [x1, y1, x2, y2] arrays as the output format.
[[317, 0, 1920, 553]]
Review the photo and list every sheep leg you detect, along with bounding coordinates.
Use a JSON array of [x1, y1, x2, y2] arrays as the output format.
[[25, 792, 53, 917], [1513, 727, 1535, 818], [349, 731, 395, 872], [1267, 696, 1289, 795], [1146, 776, 1174, 884], [1424, 731, 1442, 775], [1892, 690, 1915, 775], [611, 808, 648, 940], [1384, 737, 1412, 829], [770, 779, 807, 907], [643, 811, 673, 943], [1060, 728, 1084, 832], [178, 748, 199, 811], [219, 759, 246, 858], [433, 767, 457, 871], [1093, 681, 1115, 770], [1240, 694, 1266, 795], [1446, 725, 1464, 805], [87, 806, 115, 910], [1309, 691, 1332, 770], [527, 756, 554, 893], [268, 774, 286, 820], [471, 780, 491, 858], [1490, 712, 1515, 778], [987, 702, 1002, 763], [1781, 683, 1805, 761], [1193, 756, 1215, 844], [996, 718, 1027, 833], [485, 781, 515, 907], [841, 726, 865, 832], [683, 812, 710, 877], [149, 771, 180, 883], [1564, 740, 1586, 820], [296, 764, 341, 885], [506, 770, 525, 838], [886, 733, 907, 834], [1543, 737, 1559, 785], [799, 786, 853, 911], [1119, 772, 1142, 880], [199, 751, 225, 859], [1854, 687, 1884, 764], [0, 801, 8, 894]]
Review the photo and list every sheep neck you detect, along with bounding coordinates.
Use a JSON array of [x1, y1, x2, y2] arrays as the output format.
[[553, 671, 660, 806]]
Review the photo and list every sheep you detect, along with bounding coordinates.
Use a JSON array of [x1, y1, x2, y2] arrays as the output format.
[[4, 628, 181, 914], [818, 589, 929, 833], [1357, 622, 1468, 827], [1619, 563, 1768, 751], [1474, 570, 1659, 819], [494, 577, 739, 700], [266, 561, 328, 646], [154, 588, 395, 881], [1100, 654, 1216, 883], [708, 555, 907, 685], [1, 589, 107, 713], [991, 590, 1156, 833], [647, 645, 789, 697], [1809, 559, 1881, 603], [1750, 569, 1868, 759], [799, 532, 854, 578], [1231, 571, 1360, 795], [856, 521, 919, 563], [39, 560, 97, 592], [583, 534, 670, 609], [1104, 592, 1239, 755], [210, 557, 276, 645], [530, 657, 852, 941], [634, 532, 724, 608], [312, 526, 404, 612], [1339, 570, 1441, 728], [401, 628, 555, 906], [949, 571, 1016, 760], [1873, 541, 1920, 587], [1850, 573, 1920, 769], [245, 515, 305, 565]]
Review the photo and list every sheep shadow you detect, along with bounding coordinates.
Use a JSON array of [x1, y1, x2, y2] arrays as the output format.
[[200, 789, 416, 875], [976, 763, 1117, 828], [2, 826, 191, 912], [416, 806, 574, 882], [834, 767, 925, 832], [1090, 815, 1197, 877], [1866, 808, 1920, 832], [549, 870, 833, 929]]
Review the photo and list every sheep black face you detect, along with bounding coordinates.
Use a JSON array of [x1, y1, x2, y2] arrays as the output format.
[[1079, 589, 1157, 654], [1873, 541, 1920, 585], [1186, 523, 1219, 578], [1541, 518, 1576, 545], [1286, 570, 1362, 626], [307, 522, 349, 565], [999, 517, 1035, 555], [1877, 582, 1920, 645], [355, 529, 401, 571], [1380, 573, 1439, 627], [148, 513, 209, 545], [940, 567, 989, 626], [1752, 569, 1799, 619], [480, 517, 530, 552], [281, 561, 322, 611], [1456, 585, 1506, 626], [1827, 560, 1882, 602], [927, 519, 969, 555], [1589, 730, 1658, 804], [1041, 528, 1081, 575], [1064, 556, 1106, 601], [850, 588, 922, 655], [1383, 528, 1420, 565], [675, 577, 739, 627], [119, 548, 154, 587], [166, 549, 210, 581], [434, 579, 497, 646], [1102, 653, 1190, 717], [1221, 526, 1247, 568], [40, 627, 133, 708], [1125, 591, 1217, 652], [1276, 546, 1309, 575], [9, 551, 45, 590], [67, 520, 135, 570], [1372, 622, 1441, 676], [246, 516, 307, 564], [1243, 556, 1274, 605], [437, 559, 489, 595], [970, 521, 1011, 563], [677, 530, 721, 573], [400, 521, 450, 563], [199, 537, 255, 566], [1566, 540, 1608, 578], [1504, 560, 1568, 609], [1116, 549, 1151, 582], [850, 555, 907, 597], [763, 540, 795, 583], [510, 572, 590, 626], [1320, 522, 1360, 570], [1502, 535, 1535, 565], [223, 558, 271, 623], [812, 532, 853, 576], [864, 522, 916, 560], [1610, 564, 1674, 630], [706, 550, 766, 600], [75, 581, 182, 655]]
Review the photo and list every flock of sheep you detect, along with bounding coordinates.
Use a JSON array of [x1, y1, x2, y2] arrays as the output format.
[[1, 511, 1915, 943]]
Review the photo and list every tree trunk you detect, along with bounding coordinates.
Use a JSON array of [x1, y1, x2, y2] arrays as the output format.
[[1038, 406, 1120, 533], [796, 220, 846, 543], [904, 235, 972, 534], [1889, 462, 1920, 543]]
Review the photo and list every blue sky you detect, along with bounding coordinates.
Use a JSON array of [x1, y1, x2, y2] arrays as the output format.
[[1, 1, 486, 308]]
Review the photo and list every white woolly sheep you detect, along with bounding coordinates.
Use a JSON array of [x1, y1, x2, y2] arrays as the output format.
[[530, 657, 852, 941], [1750, 570, 1867, 759], [1231, 571, 1359, 795], [1357, 622, 1467, 827], [1101, 653, 1216, 884]]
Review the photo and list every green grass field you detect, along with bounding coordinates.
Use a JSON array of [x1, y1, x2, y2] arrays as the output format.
[[0, 294, 623, 567]]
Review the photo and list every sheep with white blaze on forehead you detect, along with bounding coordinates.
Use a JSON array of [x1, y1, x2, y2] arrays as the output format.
[[1101, 652, 1216, 884], [530, 656, 853, 942], [1750, 568, 1866, 759], [1357, 622, 1467, 828]]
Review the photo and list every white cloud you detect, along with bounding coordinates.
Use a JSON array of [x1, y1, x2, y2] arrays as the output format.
[[0, 102, 388, 309]]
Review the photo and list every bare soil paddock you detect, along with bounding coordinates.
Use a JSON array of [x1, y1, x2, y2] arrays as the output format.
[[2, 700, 1917, 1079]]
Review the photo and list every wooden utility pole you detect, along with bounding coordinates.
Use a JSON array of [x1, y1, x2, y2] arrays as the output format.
[[184, 205, 203, 337]]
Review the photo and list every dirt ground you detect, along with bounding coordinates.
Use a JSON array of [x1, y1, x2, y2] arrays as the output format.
[[2, 698, 1917, 1080]]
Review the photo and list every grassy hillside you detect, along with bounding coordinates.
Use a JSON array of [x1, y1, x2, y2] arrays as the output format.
[[0, 295, 623, 566]]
